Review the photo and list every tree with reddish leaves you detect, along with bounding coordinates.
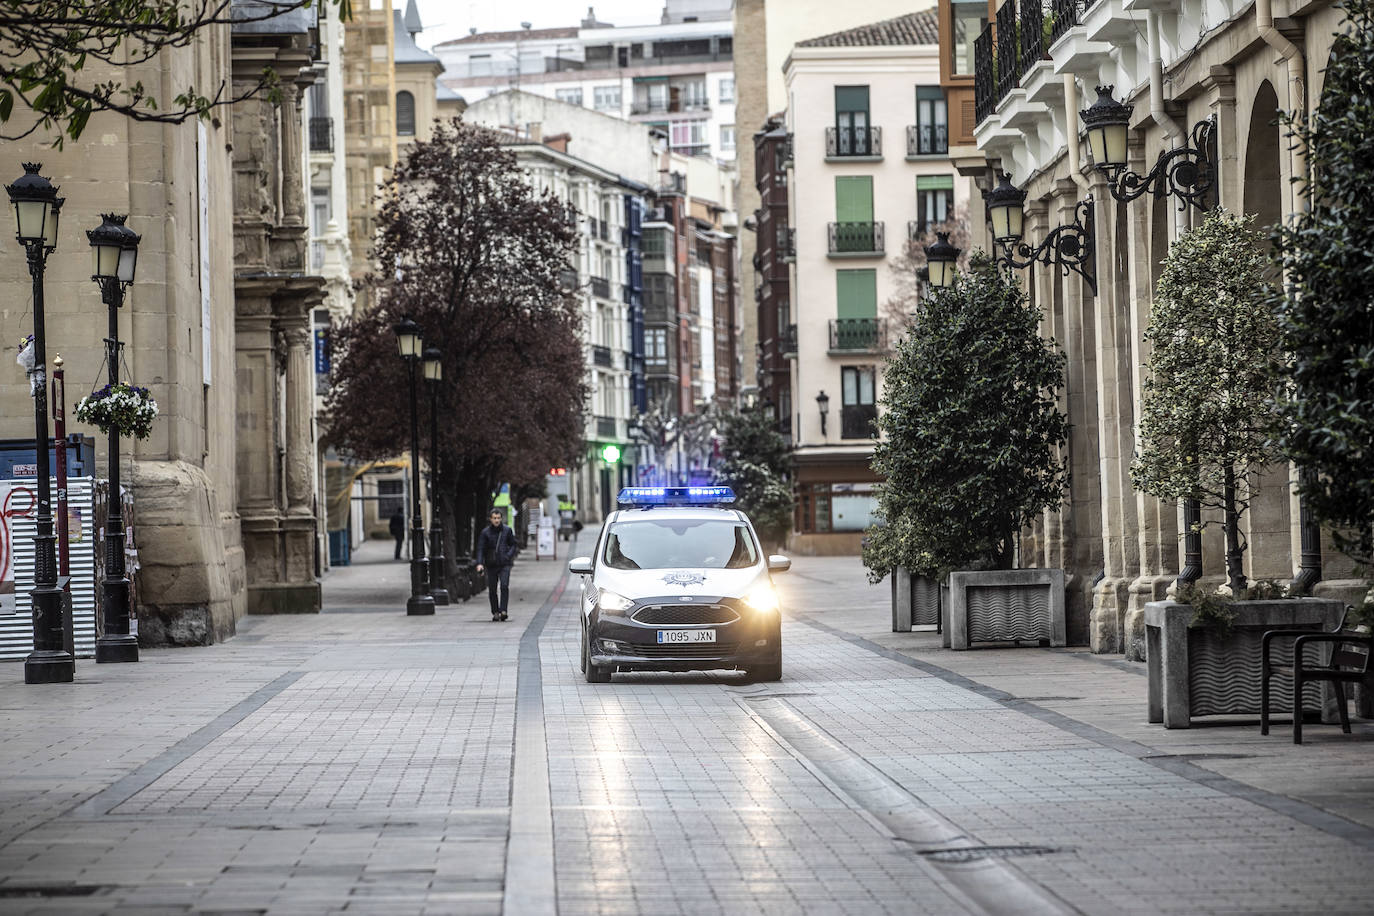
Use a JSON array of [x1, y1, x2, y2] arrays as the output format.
[[326, 119, 586, 594]]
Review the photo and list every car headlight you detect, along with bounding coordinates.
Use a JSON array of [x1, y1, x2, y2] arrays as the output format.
[[596, 589, 634, 616], [743, 585, 779, 613]]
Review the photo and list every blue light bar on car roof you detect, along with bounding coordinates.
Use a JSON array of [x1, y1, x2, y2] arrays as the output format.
[[617, 486, 736, 506]]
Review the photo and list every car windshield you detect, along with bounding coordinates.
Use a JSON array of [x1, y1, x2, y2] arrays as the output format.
[[602, 519, 759, 570]]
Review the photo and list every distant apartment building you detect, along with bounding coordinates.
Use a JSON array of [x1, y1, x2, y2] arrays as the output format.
[[465, 91, 741, 515], [433, 3, 737, 164], [753, 116, 793, 439], [779, 10, 965, 553]]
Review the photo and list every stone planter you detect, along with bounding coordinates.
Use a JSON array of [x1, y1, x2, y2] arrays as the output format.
[[947, 569, 1066, 650], [1144, 598, 1345, 729], [891, 568, 941, 632]]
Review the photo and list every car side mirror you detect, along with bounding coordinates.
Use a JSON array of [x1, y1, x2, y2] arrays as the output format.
[[767, 554, 791, 573], [568, 556, 594, 575]]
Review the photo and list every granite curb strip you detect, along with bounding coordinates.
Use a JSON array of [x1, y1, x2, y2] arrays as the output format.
[[503, 564, 570, 916], [788, 609, 1374, 852]]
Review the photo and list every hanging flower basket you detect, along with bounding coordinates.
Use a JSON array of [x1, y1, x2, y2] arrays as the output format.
[[75, 383, 159, 440]]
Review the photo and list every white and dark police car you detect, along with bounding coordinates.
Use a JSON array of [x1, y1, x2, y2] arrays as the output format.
[[568, 486, 791, 683]]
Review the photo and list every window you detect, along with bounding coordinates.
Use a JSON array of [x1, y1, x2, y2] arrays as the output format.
[[378, 479, 404, 520], [720, 124, 735, 152], [841, 367, 877, 439], [678, 79, 708, 110], [395, 90, 415, 136], [556, 88, 584, 106], [646, 328, 668, 365], [835, 269, 877, 320], [642, 228, 669, 258], [951, 1, 988, 77], [834, 85, 871, 155], [603, 519, 759, 570], [669, 120, 708, 153], [634, 78, 668, 112], [719, 77, 735, 104], [469, 54, 492, 77], [594, 85, 621, 110], [916, 175, 955, 233], [915, 87, 948, 155]]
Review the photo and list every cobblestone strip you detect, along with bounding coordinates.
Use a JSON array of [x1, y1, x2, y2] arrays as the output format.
[[788, 609, 1374, 852], [72, 671, 304, 819], [741, 695, 1078, 916], [504, 567, 570, 916]]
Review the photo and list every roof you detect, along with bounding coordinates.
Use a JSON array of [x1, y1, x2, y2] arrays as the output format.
[[795, 9, 939, 48], [433, 26, 578, 48], [435, 80, 465, 103], [392, 10, 440, 65]]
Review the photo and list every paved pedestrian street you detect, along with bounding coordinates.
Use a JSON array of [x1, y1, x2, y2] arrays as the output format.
[[1, 540, 1372, 915]]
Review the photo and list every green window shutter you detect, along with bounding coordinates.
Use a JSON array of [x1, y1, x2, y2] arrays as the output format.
[[836, 269, 877, 319], [834, 85, 869, 112], [916, 174, 955, 191], [834, 176, 873, 223]]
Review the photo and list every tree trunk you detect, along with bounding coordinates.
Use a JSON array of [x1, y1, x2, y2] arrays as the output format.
[[1223, 463, 1247, 594]]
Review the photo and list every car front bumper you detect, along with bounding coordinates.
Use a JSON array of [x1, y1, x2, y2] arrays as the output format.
[[590, 594, 781, 671]]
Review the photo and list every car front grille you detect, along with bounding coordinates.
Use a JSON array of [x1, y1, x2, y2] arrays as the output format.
[[628, 642, 741, 658], [632, 604, 740, 626]]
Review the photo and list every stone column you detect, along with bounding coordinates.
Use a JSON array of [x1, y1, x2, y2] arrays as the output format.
[[1053, 179, 1103, 647], [1087, 170, 1139, 654], [278, 80, 306, 229], [283, 322, 314, 514]]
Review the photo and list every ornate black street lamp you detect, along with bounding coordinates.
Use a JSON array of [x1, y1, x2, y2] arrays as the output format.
[[422, 346, 450, 606], [87, 213, 141, 663], [923, 232, 961, 289], [1079, 85, 1217, 211], [394, 316, 435, 616], [816, 390, 830, 437], [7, 163, 73, 684], [987, 174, 1097, 294]]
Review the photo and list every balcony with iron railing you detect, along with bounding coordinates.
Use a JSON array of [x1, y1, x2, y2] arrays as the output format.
[[782, 324, 797, 356], [841, 404, 878, 440], [592, 345, 613, 368], [309, 117, 333, 152], [590, 276, 611, 299], [828, 318, 887, 353], [824, 125, 882, 159], [784, 228, 796, 262], [906, 123, 948, 157], [827, 222, 885, 257], [596, 415, 617, 439], [974, 25, 995, 126], [995, 0, 1019, 106]]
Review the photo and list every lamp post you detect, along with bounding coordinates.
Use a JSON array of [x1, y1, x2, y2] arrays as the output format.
[[987, 174, 1097, 294], [1079, 85, 1216, 211], [394, 317, 435, 615], [816, 390, 830, 437], [7, 163, 73, 684], [87, 213, 141, 663], [923, 232, 960, 289], [422, 346, 450, 605]]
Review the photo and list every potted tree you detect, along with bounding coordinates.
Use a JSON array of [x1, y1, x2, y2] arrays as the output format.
[[1133, 210, 1345, 727], [864, 256, 1069, 648]]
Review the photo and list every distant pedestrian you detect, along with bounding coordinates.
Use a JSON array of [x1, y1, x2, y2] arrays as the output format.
[[475, 508, 517, 621], [389, 508, 405, 560]]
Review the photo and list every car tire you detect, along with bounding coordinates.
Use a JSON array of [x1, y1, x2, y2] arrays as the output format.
[[582, 623, 612, 683], [751, 657, 782, 682]]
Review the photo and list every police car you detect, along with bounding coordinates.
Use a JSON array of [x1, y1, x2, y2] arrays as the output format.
[[568, 486, 791, 683]]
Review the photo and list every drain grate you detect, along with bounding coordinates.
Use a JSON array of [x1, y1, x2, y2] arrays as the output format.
[[743, 692, 817, 700], [0, 885, 105, 899], [918, 844, 1068, 863]]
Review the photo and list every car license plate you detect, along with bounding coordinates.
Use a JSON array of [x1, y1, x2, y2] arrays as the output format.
[[656, 629, 716, 644]]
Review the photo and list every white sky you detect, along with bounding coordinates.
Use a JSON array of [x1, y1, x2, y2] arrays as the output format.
[[415, 0, 667, 51]]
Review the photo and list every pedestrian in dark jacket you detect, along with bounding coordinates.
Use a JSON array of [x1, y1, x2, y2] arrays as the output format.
[[475, 508, 517, 621], [389, 509, 405, 560]]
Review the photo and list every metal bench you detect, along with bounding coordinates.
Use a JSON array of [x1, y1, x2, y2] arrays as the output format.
[[1261, 608, 1374, 743]]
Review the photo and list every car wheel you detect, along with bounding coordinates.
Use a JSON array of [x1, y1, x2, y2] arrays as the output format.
[[750, 656, 782, 683], [582, 623, 611, 684]]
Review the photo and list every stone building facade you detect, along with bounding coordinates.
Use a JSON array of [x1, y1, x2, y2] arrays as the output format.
[[951, 0, 1366, 654], [231, 10, 327, 616]]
